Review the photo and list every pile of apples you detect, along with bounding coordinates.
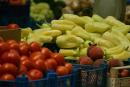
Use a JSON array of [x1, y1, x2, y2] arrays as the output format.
[[0, 38, 73, 81], [79, 44, 106, 67]]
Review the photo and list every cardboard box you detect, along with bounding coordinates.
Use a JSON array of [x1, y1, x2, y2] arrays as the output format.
[[0, 26, 21, 41], [108, 66, 130, 87]]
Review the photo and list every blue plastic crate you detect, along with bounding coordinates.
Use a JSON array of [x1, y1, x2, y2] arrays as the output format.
[[0, 68, 79, 87], [73, 64, 108, 87]]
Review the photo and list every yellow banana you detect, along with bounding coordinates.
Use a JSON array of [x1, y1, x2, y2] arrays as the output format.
[[51, 20, 77, 26], [80, 16, 93, 24], [112, 51, 130, 61], [71, 26, 91, 40], [105, 45, 125, 55], [85, 22, 110, 33], [59, 49, 78, 57], [111, 30, 130, 48], [51, 24, 74, 31], [102, 31, 119, 45], [94, 38, 114, 48], [126, 33, 130, 41], [42, 30, 62, 37], [112, 25, 130, 35], [105, 16, 125, 26], [92, 14, 104, 22], [63, 14, 86, 27]]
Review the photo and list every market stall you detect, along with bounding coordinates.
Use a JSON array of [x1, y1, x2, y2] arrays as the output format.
[[0, 0, 130, 87]]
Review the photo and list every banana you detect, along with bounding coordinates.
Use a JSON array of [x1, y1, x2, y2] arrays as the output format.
[[105, 16, 125, 26], [111, 30, 130, 48], [59, 49, 78, 57], [51, 24, 74, 31], [112, 51, 130, 61], [80, 16, 93, 24], [51, 20, 77, 26], [112, 25, 130, 35], [71, 26, 91, 40], [105, 45, 125, 55], [42, 30, 62, 37], [107, 45, 123, 52], [126, 33, 130, 41], [83, 40, 93, 48], [85, 22, 110, 33], [79, 48, 87, 56], [102, 31, 119, 45], [92, 14, 104, 22], [63, 14, 86, 27], [94, 38, 114, 48]]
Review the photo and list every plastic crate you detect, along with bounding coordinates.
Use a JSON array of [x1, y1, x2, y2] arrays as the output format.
[[0, 68, 79, 87], [74, 64, 108, 87]]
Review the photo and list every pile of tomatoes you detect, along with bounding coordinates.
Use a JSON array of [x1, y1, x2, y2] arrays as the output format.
[[0, 38, 73, 81]]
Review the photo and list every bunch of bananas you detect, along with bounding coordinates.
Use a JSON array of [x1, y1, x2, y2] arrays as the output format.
[[22, 14, 130, 60]]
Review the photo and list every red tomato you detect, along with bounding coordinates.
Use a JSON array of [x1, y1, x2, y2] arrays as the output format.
[[20, 56, 29, 62], [30, 52, 45, 61], [0, 64, 2, 75], [27, 69, 43, 80], [0, 74, 15, 80], [65, 63, 73, 74], [2, 63, 18, 76], [41, 48, 52, 59], [7, 23, 20, 29], [1, 49, 20, 65], [19, 44, 30, 55], [6, 40, 17, 44], [120, 69, 129, 77], [52, 53, 65, 65], [19, 65, 27, 75], [21, 59, 33, 70], [0, 42, 9, 54], [56, 66, 69, 76], [33, 59, 46, 72], [45, 59, 58, 71], [30, 42, 41, 52], [9, 42, 19, 51]]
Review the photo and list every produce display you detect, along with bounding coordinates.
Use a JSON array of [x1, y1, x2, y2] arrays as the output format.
[[30, 1, 54, 22], [22, 14, 130, 61], [0, 38, 73, 81], [62, 0, 93, 16]]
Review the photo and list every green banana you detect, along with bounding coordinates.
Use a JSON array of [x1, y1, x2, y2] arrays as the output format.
[[83, 40, 93, 48], [79, 48, 87, 56], [21, 27, 32, 38]]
